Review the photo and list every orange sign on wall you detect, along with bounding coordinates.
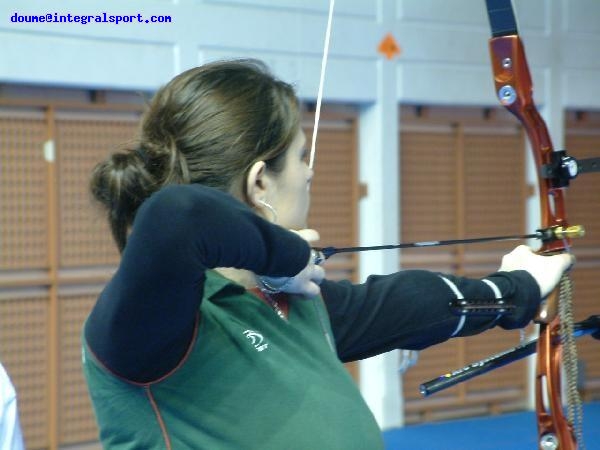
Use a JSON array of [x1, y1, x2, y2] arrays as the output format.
[[378, 33, 401, 60]]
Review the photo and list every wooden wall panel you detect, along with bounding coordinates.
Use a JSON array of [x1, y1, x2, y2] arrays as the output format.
[[565, 115, 600, 401], [56, 114, 139, 267], [305, 111, 359, 283], [0, 114, 48, 270], [0, 294, 50, 449], [399, 106, 530, 423], [570, 267, 600, 401], [568, 134, 600, 248], [400, 128, 459, 274], [58, 292, 99, 444], [401, 129, 458, 242], [463, 131, 525, 237]]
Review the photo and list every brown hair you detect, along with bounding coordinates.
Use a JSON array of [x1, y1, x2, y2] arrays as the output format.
[[90, 59, 301, 252]]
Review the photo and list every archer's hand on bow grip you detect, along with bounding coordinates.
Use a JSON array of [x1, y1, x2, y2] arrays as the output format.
[[499, 245, 574, 298]]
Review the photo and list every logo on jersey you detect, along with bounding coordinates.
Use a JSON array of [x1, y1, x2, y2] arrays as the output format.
[[243, 330, 269, 352]]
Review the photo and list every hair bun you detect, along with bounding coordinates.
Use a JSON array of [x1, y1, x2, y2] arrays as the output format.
[[90, 148, 156, 251]]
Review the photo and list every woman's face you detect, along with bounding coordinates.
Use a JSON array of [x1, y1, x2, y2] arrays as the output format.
[[267, 129, 313, 229]]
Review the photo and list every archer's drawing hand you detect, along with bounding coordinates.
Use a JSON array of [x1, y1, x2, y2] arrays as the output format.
[[499, 245, 575, 298], [258, 229, 325, 298]]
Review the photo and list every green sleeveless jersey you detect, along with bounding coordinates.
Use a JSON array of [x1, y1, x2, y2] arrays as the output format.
[[82, 270, 384, 449]]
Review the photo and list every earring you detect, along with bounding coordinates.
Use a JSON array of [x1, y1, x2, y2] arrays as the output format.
[[257, 199, 278, 223]]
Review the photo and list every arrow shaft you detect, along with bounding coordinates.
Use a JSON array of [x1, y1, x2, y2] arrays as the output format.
[[316, 232, 540, 259]]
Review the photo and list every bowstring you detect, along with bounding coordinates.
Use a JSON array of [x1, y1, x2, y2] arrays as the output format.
[[310, 0, 335, 353], [308, 0, 335, 170]]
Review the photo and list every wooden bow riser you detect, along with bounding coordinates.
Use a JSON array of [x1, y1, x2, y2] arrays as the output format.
[[489, 34, 577, 450], [489, 36, 569, 251]]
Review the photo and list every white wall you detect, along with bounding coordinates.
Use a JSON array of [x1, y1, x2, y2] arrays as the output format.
[[2, 0, 600, 430], [3, 0, 600, 108]]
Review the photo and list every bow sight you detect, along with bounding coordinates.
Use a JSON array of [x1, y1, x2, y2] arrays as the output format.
[[541, 150, 600, 188]]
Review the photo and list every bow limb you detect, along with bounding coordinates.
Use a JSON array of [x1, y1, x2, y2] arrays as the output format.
[[485, 1, 579, 448]]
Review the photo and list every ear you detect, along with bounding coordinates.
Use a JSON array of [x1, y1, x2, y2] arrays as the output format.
[[246, 161, 269, 207]]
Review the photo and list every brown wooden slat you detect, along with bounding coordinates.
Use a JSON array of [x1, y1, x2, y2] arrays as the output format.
[[59, 293, 99, 443], [0, 116, 49, 270], [568, 134, 600, 248], [0, 295, 50, 449], [57, 114, 138, 267], [565, 122, 600, 401], [401, 131, 458, 244], [306, 122, 357, 250]]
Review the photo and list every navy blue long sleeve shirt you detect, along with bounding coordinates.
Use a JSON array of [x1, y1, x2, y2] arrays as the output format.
[[85, 184, 540, 382]]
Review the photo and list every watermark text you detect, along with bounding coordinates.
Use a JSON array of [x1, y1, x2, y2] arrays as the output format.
[[10, 12, 172, 25]]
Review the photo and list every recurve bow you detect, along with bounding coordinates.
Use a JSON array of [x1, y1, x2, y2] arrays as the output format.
[[485, 1, 582, 448]]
